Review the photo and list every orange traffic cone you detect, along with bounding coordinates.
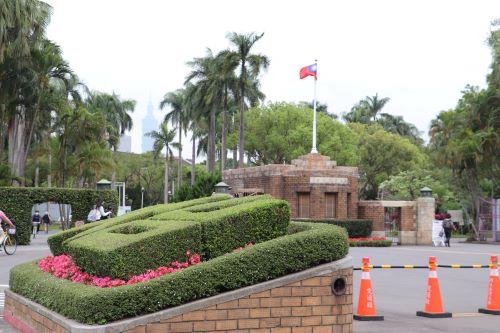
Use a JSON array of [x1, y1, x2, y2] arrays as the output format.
[[478, 255, 500, 315], [416, 256, 451, 318], [354, 257, 384, 321]]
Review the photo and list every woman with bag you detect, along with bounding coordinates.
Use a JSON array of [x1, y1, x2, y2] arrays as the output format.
[[443, 213, 456, 247]]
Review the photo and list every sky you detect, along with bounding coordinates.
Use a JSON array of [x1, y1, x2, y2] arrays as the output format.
[[44, 0, 499, 156]]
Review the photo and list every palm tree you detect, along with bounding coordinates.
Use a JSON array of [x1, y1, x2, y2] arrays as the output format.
[[185, 51, 219, 173], [0, 0, 53, 179], [226, 32, 269, 168], [363, 94, 390, 122], [214, 50, 238, 171], [0, 0, 51, 63], [160, 89, 188, 189], [86, 91, 135, 186], [146, 123, 179, 203]]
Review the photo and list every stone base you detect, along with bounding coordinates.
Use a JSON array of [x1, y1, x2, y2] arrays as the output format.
[[478, 308, 500, 315], [5, 258, 353, 333], [353, 314, 384, 321], [416, 311, 452, 318]]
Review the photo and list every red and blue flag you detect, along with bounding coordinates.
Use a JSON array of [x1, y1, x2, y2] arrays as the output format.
[[299, 64, 317, 79]]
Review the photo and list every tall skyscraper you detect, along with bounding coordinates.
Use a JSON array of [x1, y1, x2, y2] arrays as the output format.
[[142, 99, 157, 153]]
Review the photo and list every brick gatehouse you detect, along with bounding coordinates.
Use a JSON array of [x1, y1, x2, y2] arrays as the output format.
[[223, 153, 435, 245]]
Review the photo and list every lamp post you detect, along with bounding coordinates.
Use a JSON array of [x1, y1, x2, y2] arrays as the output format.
[[214, 182, 230, 194], [141, 187, 145, 209]]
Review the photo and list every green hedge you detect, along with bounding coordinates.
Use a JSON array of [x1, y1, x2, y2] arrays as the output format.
[[50, 195, 290, 279], [10, 222, 348, 324], [293, 218, 372, 237], [48, 194, 232, 256], [349, 239, 392, 247], [0, 187, 118, 245]]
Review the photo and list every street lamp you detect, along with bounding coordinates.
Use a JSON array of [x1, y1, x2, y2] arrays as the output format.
[[141, 187, 145, 208]]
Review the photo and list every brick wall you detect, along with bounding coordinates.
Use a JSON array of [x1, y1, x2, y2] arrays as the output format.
[[358, 201, 385, 232], [5, 261, 353, 333], [223, 154, 359, 220]]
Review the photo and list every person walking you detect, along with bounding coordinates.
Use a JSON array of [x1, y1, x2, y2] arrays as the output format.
[[443, 213, 456, 247], [32, 210, 41, 238], [42, 211, 51, 234]]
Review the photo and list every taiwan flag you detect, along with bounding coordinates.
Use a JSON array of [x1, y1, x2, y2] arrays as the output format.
[[299, 64, 317, 79]]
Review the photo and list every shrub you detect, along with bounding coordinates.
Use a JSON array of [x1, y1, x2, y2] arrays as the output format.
[[51, 195, 290, 279], [48, 194, 232, 256], [0, 187, 118, 245], [348, 237, 392, 247], [172, 171, 221, 202], [10, 222, 348, 324], [293, 218, 372, 237]]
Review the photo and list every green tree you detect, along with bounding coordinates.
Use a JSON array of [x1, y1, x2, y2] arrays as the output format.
[[185, 50, 219, 173], [244, 103, 359, 165], [343, 94, 422, 143], [160, 88, 188, 188], [351, 123, 427, 199], [379, 169, 459, 210], [226, 32, 269, 168], [146, 123, 179, 203], [85, 91, 135, 186]]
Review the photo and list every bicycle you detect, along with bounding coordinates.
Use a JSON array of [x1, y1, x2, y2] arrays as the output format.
[[1, 225, 17, 255]]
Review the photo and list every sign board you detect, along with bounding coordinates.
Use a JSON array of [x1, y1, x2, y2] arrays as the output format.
[[432, 219, 445, 246], [75, 220, 85, 228], [309, 177, 349, 185]]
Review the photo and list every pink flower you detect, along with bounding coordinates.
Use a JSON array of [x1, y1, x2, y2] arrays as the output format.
[[38, 250, 203, 288]]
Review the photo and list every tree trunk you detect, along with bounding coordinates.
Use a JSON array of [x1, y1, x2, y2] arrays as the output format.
[[34, 159, 39, 187], [178, 124, 182, 189], [221, 88, 228, 173], [164, 153, 169, 204], [47, 153, 52, 187], [233, 148, 237, 168], [208, 108, 216, 173], [191, 136, 196, 186], [238, 85, 245, 168], [111, 148, 117, 188], [8, 114, 26, 182]]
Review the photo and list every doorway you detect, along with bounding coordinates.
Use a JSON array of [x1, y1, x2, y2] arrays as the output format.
[[384, 207, 401, 245]]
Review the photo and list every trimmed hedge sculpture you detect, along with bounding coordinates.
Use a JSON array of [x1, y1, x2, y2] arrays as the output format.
[[0, 187, 118, 245], [10, 195, 349, 325], [293, 218, 372, 237]]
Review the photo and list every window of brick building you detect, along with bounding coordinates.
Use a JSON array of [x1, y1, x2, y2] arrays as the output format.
[[297, 192, 310, 218], [347, 193, 352, 218], [325, 193, 337, 218]]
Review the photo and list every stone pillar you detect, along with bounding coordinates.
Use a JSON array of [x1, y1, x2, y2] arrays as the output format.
[[416, 197, 435, 245]]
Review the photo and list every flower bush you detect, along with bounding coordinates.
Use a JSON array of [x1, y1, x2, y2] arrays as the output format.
[[38, 251, 201, 288], [348, 236, 392, 247]]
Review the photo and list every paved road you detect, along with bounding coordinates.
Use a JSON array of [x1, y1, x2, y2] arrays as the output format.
[[0, 230, 54, 333], [351, 243, 500, 333], [0, 234, 499, 332]]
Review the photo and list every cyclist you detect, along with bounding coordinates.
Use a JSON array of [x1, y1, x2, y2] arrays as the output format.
[[1, 209, 17, 255], [0, 210, 16, 230]]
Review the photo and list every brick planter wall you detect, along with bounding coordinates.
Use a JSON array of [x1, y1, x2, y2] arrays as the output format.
[[4, 257, 352, 333]]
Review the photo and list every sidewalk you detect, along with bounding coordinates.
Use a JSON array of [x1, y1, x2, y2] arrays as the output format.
[[0, 230, 56, 333]]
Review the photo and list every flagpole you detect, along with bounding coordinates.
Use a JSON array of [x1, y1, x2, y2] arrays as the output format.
[[311, 59, 318, 154]]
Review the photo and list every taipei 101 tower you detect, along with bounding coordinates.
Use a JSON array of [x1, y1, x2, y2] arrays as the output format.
[[142, 99, 157, 153]]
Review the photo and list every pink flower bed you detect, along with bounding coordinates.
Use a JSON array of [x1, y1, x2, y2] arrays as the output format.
[[348, 236, 387, 242], [38, 250, 201, 288]]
